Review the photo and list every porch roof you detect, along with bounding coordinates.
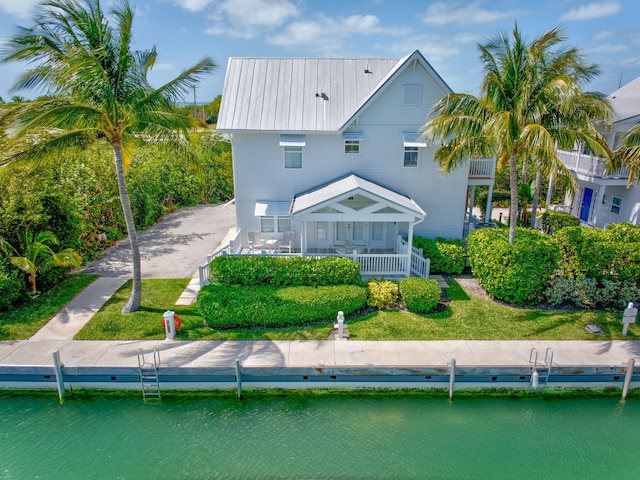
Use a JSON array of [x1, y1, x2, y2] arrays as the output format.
[[290, 174, 426, 220]]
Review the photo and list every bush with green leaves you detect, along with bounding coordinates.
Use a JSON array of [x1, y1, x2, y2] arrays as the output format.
[[467, 227, 560, 305], [399, 277, 441, 313], [366, 280, 399, 309], [0, 267, 27, 311], [546, 276, 640, 309], [555, 224, 640, 284], [210, 256, 362, 286], [412, 237, 466, 274], [540, 210, 580, 234], [197, 284, 367, 329]]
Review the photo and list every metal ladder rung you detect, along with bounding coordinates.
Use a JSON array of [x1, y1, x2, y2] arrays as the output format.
[[137, 347, 161, 400]]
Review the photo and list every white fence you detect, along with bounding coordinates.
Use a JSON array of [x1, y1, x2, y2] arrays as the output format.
[[557, 150, 630, 179], [468, 159, 495, 178]]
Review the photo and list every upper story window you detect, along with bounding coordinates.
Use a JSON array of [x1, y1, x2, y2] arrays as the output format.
[[280, 134, 305, 169], [403, 85, 422, 106], [403, 132, 426, 167], [343, 132, 363, 155], [611, 196, 622, 214]]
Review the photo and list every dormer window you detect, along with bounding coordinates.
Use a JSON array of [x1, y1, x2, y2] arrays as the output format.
[[403, 85, 422, 106], [343, 132, 364, 154]]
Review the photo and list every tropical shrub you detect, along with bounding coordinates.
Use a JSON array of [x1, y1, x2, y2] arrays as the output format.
[[546, 276, 640, 309], [0, 268, 27, 310], [555, 225, 640, 284], [467, 227, 560, 305], [412, 237, 466, 274], [399, 277, 441, 313], [540, 210, 580, 234], [366, 280, 399, 309], [210, 256, 361, 286], [197, 284, 367, 329]]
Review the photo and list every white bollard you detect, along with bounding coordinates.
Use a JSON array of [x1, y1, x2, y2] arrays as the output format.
[[622, 302, 637, 336], [163, 310, 176, 340], [334, 311, 346, 339]]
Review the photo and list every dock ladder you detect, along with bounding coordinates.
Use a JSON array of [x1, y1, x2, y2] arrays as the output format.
[[528, 347, 553, 392], [137, 347, 161, 400]]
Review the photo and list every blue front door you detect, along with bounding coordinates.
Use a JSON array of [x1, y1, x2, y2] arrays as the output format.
[[580, 188, 593, 222]]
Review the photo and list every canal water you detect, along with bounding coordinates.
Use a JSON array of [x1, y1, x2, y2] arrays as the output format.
[[1, 392, 638, 479]]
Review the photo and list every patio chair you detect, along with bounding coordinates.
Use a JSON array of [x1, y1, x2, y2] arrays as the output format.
[[248, 231, 265, 252], [279, 231, 295, 253]]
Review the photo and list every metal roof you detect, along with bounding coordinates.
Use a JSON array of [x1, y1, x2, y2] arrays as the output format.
[[608, 75, 640, 123], [217, 50, 451, 132], [290, 174, 426, 218]]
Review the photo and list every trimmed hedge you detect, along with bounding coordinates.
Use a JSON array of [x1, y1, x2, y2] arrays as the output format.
[[412, 237, 466, 274], [197, 284, 367, 329], [540, 210, 580, 234], [546, 276, 640, 309], [399, 277, 441, 313], [366, 280, 399, 309], [467, 227, 560, 306], [210, 255, 362, 286]]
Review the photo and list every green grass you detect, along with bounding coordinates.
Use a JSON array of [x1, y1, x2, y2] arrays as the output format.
[[348, 280, 639, 340], [75, 278, 639, 341], [0, 274, 98, 340]]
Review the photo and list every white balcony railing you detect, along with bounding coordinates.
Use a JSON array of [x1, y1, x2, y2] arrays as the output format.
[[468, 159, 495, 178], [557, 150, 629, 179]]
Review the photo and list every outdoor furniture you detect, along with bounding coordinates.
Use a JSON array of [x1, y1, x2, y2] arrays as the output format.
[[248, 231, 265, 252], [265, 239, 278, 253], [279, 231, 295, 253]]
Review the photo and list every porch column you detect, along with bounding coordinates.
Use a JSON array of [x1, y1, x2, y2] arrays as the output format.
[[546, 170, 555, 206], [485, 184, 493, 221], [300, 222, 307, 256], [468, 186, 476, 220], [406, 221, 415, 276]]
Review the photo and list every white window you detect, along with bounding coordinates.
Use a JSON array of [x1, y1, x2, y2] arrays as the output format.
[[402, 132, 426, 167], [343, 132, 363, 155], [404, 85, 422, 106], [284, 146, 302, 168], [611, 197, 622, 214], [280, 134, 305, 169], [316, 221, 328, 241], [260, 216, 291, 233]]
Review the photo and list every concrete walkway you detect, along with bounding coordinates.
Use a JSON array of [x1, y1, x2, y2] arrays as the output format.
[[2, 339, 639, 369], [29, 203, 236, 341]]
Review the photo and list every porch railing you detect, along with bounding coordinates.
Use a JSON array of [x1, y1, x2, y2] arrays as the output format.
[[557, 150, 630, 179], [468, 158, 495, 178]]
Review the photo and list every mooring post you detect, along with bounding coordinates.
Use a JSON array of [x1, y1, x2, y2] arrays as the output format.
[[235, 358, 243, 399], [622, 358, 635, 400], [52, 350, 65, 402], [449, 358, 456, 400]]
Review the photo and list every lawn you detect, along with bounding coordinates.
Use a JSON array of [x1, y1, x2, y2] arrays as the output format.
[[75, 278, 639, 341], [0, 274, 98, 340]]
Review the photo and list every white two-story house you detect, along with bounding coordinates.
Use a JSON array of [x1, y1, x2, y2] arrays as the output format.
[[555, 75, 640, 227], [216, 50, 494, 277]]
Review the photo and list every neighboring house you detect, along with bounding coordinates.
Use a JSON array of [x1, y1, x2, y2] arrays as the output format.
[[555, 76, 640, 227], [216, 50, 495, 277]]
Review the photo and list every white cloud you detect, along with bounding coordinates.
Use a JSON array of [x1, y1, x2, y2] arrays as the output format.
[[585, 43, 630, 54], [559, 1, 621, 21], [153, 62, 177, 71], [421, 1, 521, 27], [377, 34, 460, 62], [0, 0, 41, 18], [268, 14, 405, 55], [203, 0, 300, 39], [593, 30, 613, 41], [170, 0, 216, 12]]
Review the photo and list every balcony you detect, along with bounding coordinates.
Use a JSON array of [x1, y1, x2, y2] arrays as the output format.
[[557, 150, 629, 184], [468, 158, 495, 185]]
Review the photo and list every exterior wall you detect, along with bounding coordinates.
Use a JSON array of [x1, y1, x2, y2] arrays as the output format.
[[231, 63, 469, 242], [570, 181, 640, 227]]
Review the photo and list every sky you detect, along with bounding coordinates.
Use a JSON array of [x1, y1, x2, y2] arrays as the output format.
[[0, 0, 639, 104]]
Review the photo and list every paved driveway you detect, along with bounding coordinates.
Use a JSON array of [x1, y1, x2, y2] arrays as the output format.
[[81, 203, 236, 278]]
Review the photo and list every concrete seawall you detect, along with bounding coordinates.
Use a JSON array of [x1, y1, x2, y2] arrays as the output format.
[[1, 339, 639, 394]]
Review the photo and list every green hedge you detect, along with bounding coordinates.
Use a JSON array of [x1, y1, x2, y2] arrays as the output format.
[[467, 227, 560, 305], [210, 256, 362, 286], [0, 269, 27, 311], [555, 224, 640, 284], [197, 284, 367, 329], [366, 280, 399, 309], [412, 237, 466, 274], [399, 277, 441, 313], [540, 211, 580, 234]]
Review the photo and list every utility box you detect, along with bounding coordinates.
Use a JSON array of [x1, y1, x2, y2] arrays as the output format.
[[622, 303, 637, 336]]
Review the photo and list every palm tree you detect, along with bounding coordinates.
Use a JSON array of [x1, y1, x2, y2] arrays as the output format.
[[422, 24, 611, 243], [0, 0, 216, 312], [611, 123, 640, 185], [2, 230, 82, 296]]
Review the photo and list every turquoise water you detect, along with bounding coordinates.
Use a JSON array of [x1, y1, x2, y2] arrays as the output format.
[[1, 392, 638, 479]]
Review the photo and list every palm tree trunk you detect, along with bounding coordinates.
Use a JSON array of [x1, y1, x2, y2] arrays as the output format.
[[112, 142, 141, 313], [530, 169, 542, 228], [509, 154, 518, 243]]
